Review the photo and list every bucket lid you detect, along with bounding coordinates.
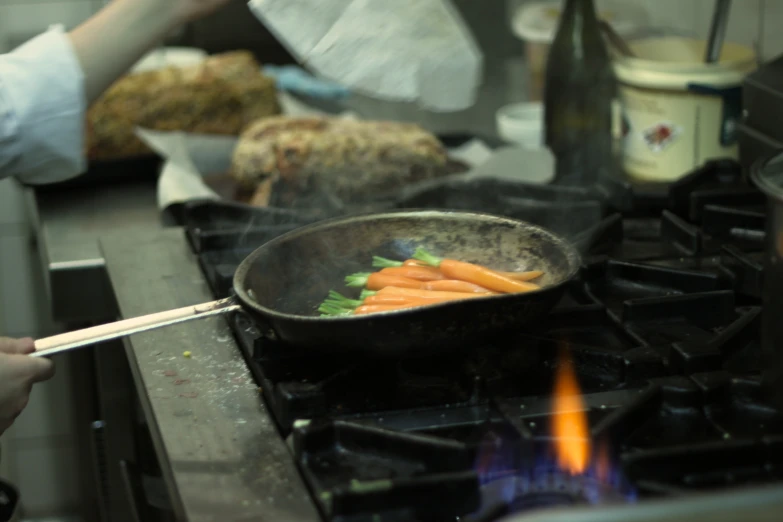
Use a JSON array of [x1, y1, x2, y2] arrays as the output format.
[[613, 37, 757, 90], [511, 0, 647, 43]]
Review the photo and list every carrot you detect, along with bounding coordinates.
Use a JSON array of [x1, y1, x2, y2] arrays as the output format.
[[354, 303, 423, 315], [375, 254, 542, 282], [412, 248, 540, 294], [499, 270, 544, 282], [363, 294, 427, 306], [364, 293, 485, 307], [379, 266, 446, 281], [377, 286, 487, 301], [423, 280, 496, 294], [345, 272, 424, 291]]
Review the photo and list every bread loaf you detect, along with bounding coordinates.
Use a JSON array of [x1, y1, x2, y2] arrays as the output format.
[[86, 51, 280, 161], [230, 116, 450, 206]]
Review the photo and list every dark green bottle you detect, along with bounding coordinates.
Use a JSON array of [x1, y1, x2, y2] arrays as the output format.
[[544, 0, 615, 186]]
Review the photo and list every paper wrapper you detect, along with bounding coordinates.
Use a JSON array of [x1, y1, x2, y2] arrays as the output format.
[[247, 0, 483, 112], [139, 93, 554, 215]]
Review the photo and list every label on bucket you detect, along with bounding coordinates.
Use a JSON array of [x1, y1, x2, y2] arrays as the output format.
[[641, 121, 682, 153], [618, 84, 740, 182]]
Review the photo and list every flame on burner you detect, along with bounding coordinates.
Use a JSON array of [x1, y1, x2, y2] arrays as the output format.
[[594, 438, 611, 484], [552, 349, 591, 475]]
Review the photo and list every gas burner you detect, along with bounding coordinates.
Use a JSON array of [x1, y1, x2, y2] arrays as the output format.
[[463, 467, 636, 522], [466, 467, 634, 522], [502, 466, 632, 505]]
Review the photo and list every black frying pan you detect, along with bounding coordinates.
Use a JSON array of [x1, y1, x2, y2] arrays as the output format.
[[33, 210, 582, 358]]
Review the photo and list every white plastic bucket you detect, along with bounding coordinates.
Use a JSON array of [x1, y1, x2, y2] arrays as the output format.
[[613, 37, 757, 182], [511, 0, 646, 101]]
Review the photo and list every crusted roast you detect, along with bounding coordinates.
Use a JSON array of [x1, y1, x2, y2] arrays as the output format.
[[86, 51, 280, 160], [230, 116, 450, 206]]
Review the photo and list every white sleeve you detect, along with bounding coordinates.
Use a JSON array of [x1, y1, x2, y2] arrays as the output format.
[[0, 25, 87, 185]]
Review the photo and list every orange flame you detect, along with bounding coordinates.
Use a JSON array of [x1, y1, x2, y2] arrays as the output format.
[[552, 349, 591, 474]]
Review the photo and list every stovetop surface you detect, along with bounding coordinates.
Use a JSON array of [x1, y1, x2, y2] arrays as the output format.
[[181, 158, 780, 522]]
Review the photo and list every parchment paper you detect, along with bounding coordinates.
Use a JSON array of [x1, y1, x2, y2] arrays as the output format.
[[246, 0, 483, 112]]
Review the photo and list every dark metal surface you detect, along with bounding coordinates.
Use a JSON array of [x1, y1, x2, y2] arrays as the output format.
[[742, 54, 783, 144], [100, 229, 320, 522], [750, 153, 783, 412], [234, 209, 581, 357]]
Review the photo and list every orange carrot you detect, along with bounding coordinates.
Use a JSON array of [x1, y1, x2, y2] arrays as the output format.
[[377, 286, 487, 301], [498, 270, 544, 282], [363, 292, 487, 307], [346, 272, 424, 290], [413, 248, 540, 294], [353, 303, 423, 315], [379, 266, 446, 281], [373, 254, 543, 283], [423, 280, 496, 293], [363, 294, 430, 306]]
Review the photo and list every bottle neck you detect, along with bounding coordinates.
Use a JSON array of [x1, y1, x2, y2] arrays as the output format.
[[561, 0, 599, 25]]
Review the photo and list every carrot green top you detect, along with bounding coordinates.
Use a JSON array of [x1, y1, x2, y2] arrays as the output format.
[[412, 247, 443, 267]]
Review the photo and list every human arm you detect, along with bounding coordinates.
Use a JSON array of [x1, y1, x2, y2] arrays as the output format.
[[68, 0, 233, 104], [0, 0, 232, 184], [0, 337, 54, 436]]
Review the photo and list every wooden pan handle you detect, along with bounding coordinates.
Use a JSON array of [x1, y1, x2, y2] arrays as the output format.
[[32, 297, 242, 358]]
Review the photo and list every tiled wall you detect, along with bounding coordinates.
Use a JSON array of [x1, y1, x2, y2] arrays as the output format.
[[0, 0, 781, 520]]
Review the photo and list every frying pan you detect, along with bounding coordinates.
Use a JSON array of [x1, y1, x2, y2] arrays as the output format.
[[32, 210, 582, 359]]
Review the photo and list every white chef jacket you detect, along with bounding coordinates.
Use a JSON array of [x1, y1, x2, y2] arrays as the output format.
[[0, 25, 86, 185]]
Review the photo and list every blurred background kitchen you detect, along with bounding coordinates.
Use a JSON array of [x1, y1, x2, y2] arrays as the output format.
[[0, 0, 778, 520]]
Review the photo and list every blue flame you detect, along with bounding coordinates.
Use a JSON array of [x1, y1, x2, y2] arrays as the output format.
[[474, 433, 637, 508]]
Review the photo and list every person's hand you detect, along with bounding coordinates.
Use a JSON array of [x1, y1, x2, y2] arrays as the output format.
[[0, 337, 54, 435]]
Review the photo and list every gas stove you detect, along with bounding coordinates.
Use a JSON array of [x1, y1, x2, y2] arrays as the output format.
[[180, 158, 779, 522]]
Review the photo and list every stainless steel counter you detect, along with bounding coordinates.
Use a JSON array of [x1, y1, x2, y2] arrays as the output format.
[[30, 181, 318, 521], [99, 229, 319, 522], [31, 179, 161, 323]]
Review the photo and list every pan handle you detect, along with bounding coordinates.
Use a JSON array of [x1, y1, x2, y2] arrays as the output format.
[[32, 297, 242, 358]]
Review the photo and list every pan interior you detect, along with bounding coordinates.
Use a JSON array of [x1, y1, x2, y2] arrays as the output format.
[[237, 211, 580, 317]]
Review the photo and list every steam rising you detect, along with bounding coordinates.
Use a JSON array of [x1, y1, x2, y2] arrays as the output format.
[[226, 138, 617, 261]]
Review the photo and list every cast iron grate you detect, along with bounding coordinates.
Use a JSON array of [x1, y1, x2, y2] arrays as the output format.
[[183, 158, 780, 521]]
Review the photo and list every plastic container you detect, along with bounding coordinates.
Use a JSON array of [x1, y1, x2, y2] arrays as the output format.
[[613, 37, 757, 182], [511, 0, 647, 101], [496, 102, 544, 148]]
